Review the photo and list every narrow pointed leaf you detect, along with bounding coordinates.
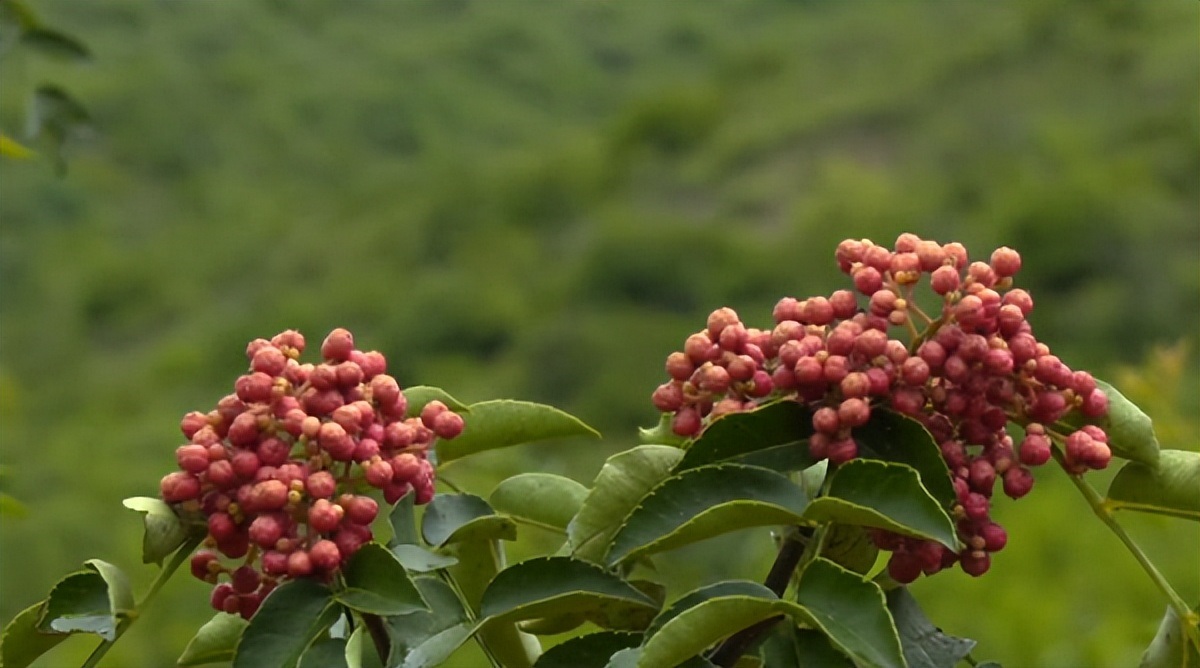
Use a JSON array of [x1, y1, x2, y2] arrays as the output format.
[[569, 445, 684, 563], [489, 473, 589, 532], [533, 631, 641, 667], [637, 594, 786, 667], [605, 464, 809, 567], [402, 386, 470, 417], [421, 493, 516, 547], [855, 409, 956, 510], [122, 496, 189, 565], [1139, 605, 1200, 668], [676, 400, 815, 472], [37, 560, 134, 641], [1064, 379, 1160, 467], [435, 400, 599, 463], [233, 578, 338, 668], [19, 27, 90, 61], [480, 557, 659, 631], [886, 587, 975, 668], [1107, 450, 1200, 522], [392, 544, 458, 572], [178, 613, 248, 666], [0, 602, 67, 668], [335, 542, 428, 616], [803, 460, 958, 549], [793, 559, 904, 668], [345, 624, 384, 668]]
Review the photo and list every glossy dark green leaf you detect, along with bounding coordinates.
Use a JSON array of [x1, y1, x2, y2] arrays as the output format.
[[392, 544, 459, 573], [611, 647, 715, 668], [0, 601, 67, 668], [480, 557, 659, 631], [435, 400, 599, 463], [761, 624, 854, 668], [20, 27, 90, 62], [854, 409, 956, 510], [803, 460, 958, 549], [178, 613, 248, 666], [299, 637, 349, 668], [676, 400, 815, 472], [1063, 379, 1160, 467], [122, 496, 189, 565], [645, 580, 774, 640], [345, 625, 384, 668], [569, 445, 684, 563], [886, 587, 975, 668], [489, 473, 589, 532], [37, 560, 134, 641], [421, 493, 516, 547], [605, 464, 809, 567], [823, 524, 880, 575], [402, 386, 470, 417], [232, 578, 338, 668], [793, 558, 903, 668], [1139, 605, 1200, 668], [335, 542, 428, 616], [1107, 450, 1200, 522], [388, 577, 469, 657], [636, 592, 785, 667], [533, 631, 641, 668]]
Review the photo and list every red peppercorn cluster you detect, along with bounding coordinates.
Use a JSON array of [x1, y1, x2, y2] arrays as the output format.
[[652, 234, 1112, 581], [160, 328, 463, 619]]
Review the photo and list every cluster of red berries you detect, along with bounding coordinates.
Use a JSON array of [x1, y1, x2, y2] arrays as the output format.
[[652, 234, 1112, 581], [159, 328, 462, 619]]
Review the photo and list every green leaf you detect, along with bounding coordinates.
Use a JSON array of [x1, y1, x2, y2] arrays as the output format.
[[0, 601, 68, 668], [400, 622, 474, 668], [0, 134, 35, 161], [533, 631, 641, 668], [421, 493, 517, 547], [388, 577, 469, 656], [886, 588, 975, 668], [178, 613, 248, 666], [761, 624, 854, 668], [609, 647, 718, 668], [605, 464, 810, 567], [300, 637, 349, 668], [298, 633, 348, 666], [435, 400, 600, 463], [803, 460, 959, 549], [1139, 605, 1200, 668], [122, 496, 189, 565], [392, 544, 459, 573], [854, 409, 956, 510], [388, 491, 419, 546], [480, 557, 659, 631], [1064, 379, 1160, 467], [823, 524, 880, 575], [645, 580, 775, 640], [403, 386, 470, 418], [569, 445, 684, 563], [1107, 450, 1200, 522], [676, 400, 815, 472], [793, 559, 904, 668], [37, 560, 134, 641], [490, 473, 589, 532], [335, 542, 429, 616], [637, 413, 689, 446], [345, 625, 384, 668], [232, 578, 339, 668], [19, 27, 90, 62]]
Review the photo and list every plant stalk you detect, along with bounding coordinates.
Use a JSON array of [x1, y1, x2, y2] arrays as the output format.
[[1051, 446, 1200, 649], [82, 535, 204, 668]]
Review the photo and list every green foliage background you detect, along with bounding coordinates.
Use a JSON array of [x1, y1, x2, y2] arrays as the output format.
[[0, 1, 1197, 666]]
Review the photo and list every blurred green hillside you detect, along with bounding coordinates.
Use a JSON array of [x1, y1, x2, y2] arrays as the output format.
[[1, 1, 1197, 666]]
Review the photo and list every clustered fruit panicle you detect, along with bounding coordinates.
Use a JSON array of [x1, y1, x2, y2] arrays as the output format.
[[160, 328, 462, 619], [652, 233, 1112, 582]]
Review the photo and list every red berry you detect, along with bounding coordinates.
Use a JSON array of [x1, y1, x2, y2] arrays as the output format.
[[308, 499, 344, 534], [321, 328, 355, 362], [162, 471, 202, 503], [309, 540, 341, 572]]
